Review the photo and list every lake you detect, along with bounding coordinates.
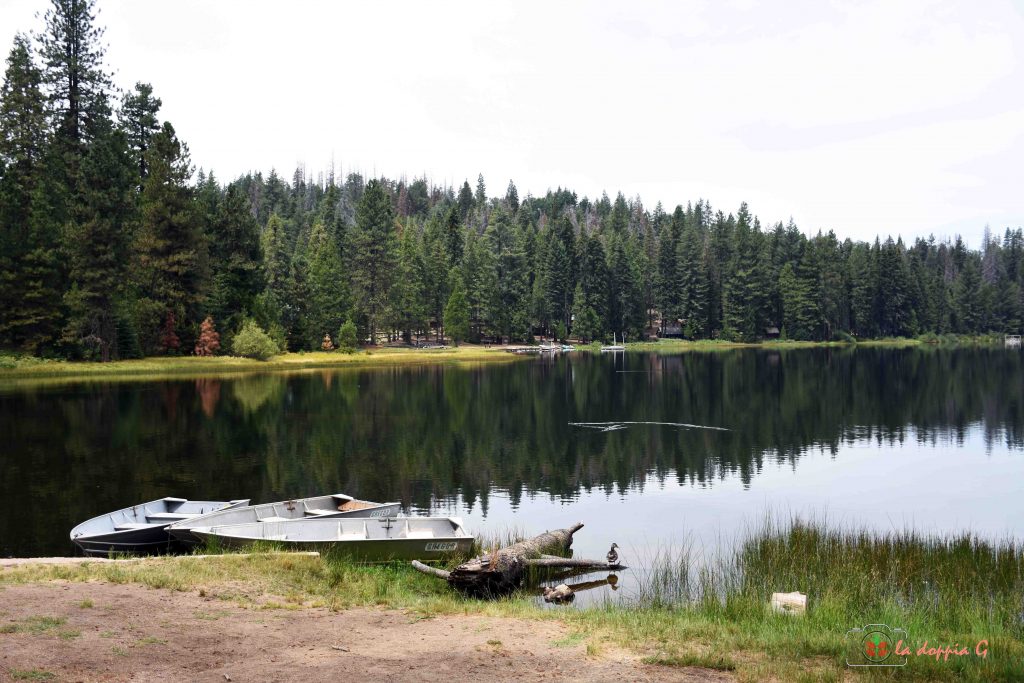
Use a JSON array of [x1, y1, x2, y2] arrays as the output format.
[[2, 347, 1022, 602]]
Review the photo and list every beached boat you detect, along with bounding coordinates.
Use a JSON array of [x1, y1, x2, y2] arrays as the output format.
[[191, 516, 473, 561], [70, 497, 249, 556], [167, 494, 402, 544], [600, 333, 625, 352]]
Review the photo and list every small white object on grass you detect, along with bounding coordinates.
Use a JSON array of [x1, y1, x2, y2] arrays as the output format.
[[770, 591, 807, 615]]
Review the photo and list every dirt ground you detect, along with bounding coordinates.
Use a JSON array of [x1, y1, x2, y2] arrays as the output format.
[[0, 581, 732, 683]]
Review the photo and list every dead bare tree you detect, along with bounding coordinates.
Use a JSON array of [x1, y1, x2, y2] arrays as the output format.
[[411, 522, 626, 597]]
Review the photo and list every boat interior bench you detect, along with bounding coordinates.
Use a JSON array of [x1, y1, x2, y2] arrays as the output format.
[[114, 522, 153, 530], [146, 512, 199, 521]]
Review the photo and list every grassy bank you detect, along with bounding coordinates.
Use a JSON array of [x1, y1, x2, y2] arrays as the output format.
[[627, 333, 1009, 352], [4, 520, 1021, 681], [0, 333, 1011, 385], [0, 346, 522, 383]]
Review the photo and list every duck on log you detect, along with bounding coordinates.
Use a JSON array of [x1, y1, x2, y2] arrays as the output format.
[[411, 522, 627, 598]]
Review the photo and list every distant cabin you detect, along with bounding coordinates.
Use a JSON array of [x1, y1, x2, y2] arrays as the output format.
[[764, 326, 781, 339], [660, 325, 683, 338]]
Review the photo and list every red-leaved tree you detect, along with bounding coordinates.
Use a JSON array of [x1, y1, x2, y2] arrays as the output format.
[[160, 311, 181, 354], [194, 316, 221, 356]]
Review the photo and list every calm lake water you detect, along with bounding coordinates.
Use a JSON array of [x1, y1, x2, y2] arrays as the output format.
[[2, 347, 1022, 602]]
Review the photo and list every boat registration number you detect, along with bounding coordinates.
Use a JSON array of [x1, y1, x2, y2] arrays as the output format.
[[424, 542, 458, 552]]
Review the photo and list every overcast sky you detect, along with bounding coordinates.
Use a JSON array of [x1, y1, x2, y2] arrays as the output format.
[[2, 0, 1022, 246]]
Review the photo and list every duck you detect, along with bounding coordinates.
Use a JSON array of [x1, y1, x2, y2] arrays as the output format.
[[606, 542, 619, 565]]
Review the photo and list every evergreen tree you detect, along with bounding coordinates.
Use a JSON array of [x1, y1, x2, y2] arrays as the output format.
[[849, 241, 877, 337], [953, 256, 982, 333], [570, 283, 599, 342], [261, 213, 290, 303], [134, 122, 205, 351], [577, 232, 609, 334], [505, 180, 519, 214], [655, 206, 682, 327], [0, 34, 59, 351], [722, 203, 765, 341], [877, 238, 912, 336], [421, 217, 449, 340], [443, 270, 470, 346], [119, 82, 161, 182], [543, 224, 573, 334], [282, 252, 311, 349], [306, 219, 348, 346], [461, 229, 491, 340], [474, 173, 486, 207], [337, 318, 358, 352], [390, 223, 428, 342], [606, 232, 644, 339], [778, 262, 818, 340], [443, 206, 464, 267], [484, 208, 528, 343], [61, 123, 134, 360], [457, 180, 473, 219], [38, 0, 113, 154], [677, 221, 708, 338], [207, 184, 262, 339], [349, 178, 396, 342]]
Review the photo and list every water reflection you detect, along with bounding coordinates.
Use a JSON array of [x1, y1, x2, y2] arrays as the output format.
[[1, 347, 1021, 558]]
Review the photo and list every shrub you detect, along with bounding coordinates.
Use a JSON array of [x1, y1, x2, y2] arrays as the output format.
[[835, 330, 856, 343], [231, 320, 279, 360], [338, 319, 358, 353]]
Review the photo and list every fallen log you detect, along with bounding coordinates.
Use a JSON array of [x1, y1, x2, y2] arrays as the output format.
[[410, 560, 450, 579], [411, 522, 626, 597], [525, 557, 627, 571], [538, 574, 618, 599]]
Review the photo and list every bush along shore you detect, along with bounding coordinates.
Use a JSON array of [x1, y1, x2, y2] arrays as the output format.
[[3, 519, 1021, 681]]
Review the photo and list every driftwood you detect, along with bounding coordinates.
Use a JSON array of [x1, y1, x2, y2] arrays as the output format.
[[411, 522, 627, 597], [540, 575, 619, 604]]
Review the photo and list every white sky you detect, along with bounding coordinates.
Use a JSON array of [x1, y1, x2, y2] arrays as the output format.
[[2, 0, 1022, 246]]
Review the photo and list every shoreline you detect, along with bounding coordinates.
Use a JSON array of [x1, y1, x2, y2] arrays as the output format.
[[3, 518, 1021, 681], [0, 335, 1007, 384], [0, 346, 525, 384]]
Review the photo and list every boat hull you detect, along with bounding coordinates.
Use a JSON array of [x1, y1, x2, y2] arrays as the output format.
[[191, 517, 473, 562], [70, 498, 249, 556], [167, 496, 402, 545], [191, 532, 473, 561]]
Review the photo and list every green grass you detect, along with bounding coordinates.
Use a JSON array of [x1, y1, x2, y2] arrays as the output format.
[[2, 519, 1022, 680], [136, 635, 167, 645], [0, 346, 524, 384], [9, 670, 56, 681], [0, 615, 80, 642], [624, 334, 1007, 353]]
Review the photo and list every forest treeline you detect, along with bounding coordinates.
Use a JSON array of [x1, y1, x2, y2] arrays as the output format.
[[1, 1, 1023, 361]]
